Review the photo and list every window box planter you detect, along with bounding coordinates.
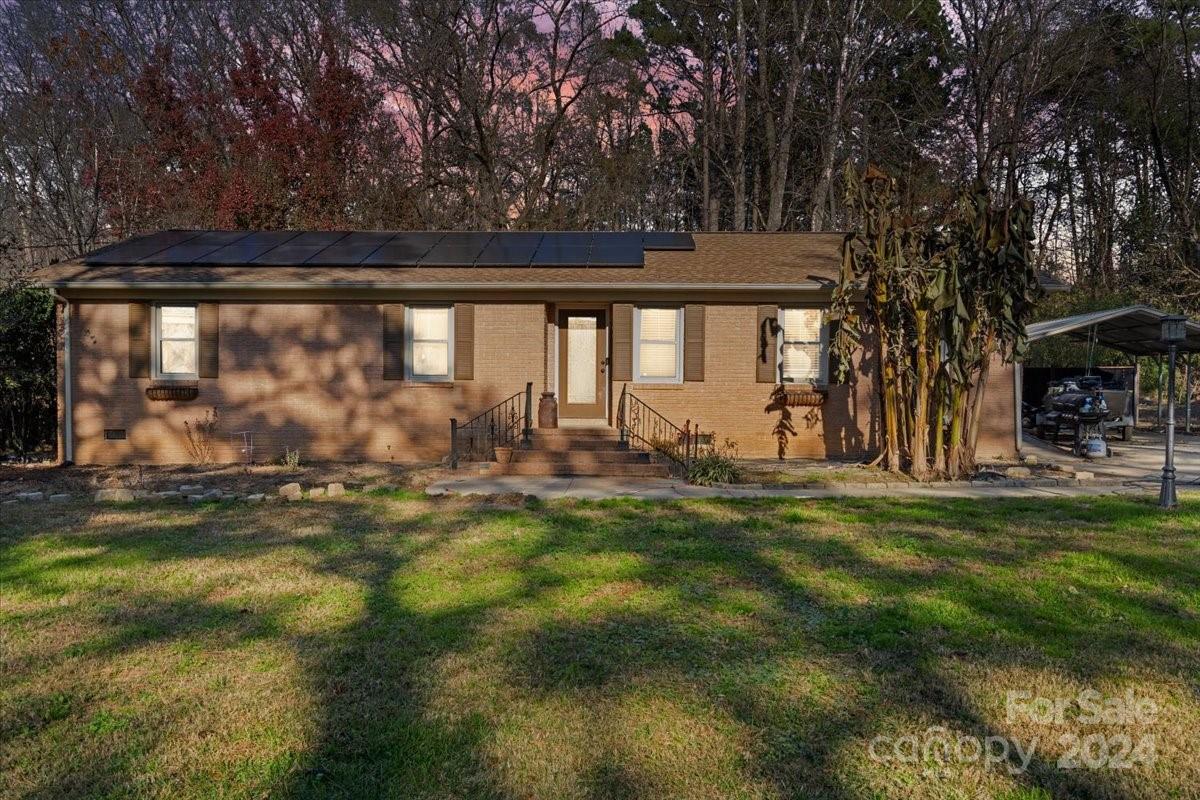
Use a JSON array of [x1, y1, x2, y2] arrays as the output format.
[[780, 385, 826, 407], [146, 383, 198, 402]]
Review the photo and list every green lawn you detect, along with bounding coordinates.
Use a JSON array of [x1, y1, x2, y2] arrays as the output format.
[[1, 491, 1198, 799]]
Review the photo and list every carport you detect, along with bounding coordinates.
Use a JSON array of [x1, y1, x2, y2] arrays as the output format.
[[1027, 304, 1200, 358], [1024, 305, 1200, 505]]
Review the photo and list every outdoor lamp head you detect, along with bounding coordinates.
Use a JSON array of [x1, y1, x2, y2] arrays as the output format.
[[1161, 316, 1187, 344]]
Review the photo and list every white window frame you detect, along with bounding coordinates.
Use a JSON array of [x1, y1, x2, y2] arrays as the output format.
[[405, 304, 454, 382], [152, 303, 198, 381], [633, 306, 683, 384], [777, 307, 829, 385]]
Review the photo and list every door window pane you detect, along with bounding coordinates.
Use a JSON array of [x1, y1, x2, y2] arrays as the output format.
[[567, 315, 597, 404]]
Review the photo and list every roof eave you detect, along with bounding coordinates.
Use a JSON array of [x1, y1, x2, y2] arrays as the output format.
[[42, 280, 837, 292]]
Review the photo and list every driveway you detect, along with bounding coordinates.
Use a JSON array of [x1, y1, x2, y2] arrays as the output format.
[[1020, 428, 1200, 485]]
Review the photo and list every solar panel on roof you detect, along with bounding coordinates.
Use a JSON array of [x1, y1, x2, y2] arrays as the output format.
[[548, 232, 593, 247], [589, 233, 644, 266], [197, 231, 302, 264], [138, 231, 253, 264], [420, 232, 495, 266], [475, 233, 543, 266], [531, 238, 591, 265], [642, 232, 694, 250], [84, 230, 203, 264], [254, 232, 350, 265], [79, 229, 660, 267], [279, 231, 347, 247], [306, 231, 395, 265], [362, 233, 443, 265]]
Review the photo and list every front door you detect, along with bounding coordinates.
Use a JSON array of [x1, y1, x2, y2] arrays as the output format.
[[557, 309, 607, 419]]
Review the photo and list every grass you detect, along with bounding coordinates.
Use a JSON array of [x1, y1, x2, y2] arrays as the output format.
[[1, 490, 1198, 799]]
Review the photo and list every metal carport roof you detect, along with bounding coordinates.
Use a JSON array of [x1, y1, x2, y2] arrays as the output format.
[[1027, 305, 1200, 355]]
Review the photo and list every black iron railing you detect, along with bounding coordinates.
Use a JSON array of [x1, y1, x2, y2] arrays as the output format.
[[450, 382, 532, 468], [616, 384, 698, 478]]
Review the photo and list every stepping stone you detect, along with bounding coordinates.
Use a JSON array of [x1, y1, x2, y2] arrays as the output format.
[[95, 488, 135, 503], [278, 482, 302, 500], [326, 482, 346, 498]]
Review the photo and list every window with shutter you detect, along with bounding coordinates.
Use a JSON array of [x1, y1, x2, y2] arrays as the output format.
[[778, 308, 829, 384], [382, 305, 405, 380], [152, 304, 198, 380], [406, 305, 454, 381], [634, 307, 682, 383], [683, 304, 704, 381]]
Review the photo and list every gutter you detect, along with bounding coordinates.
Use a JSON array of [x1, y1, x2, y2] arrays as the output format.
[[49, 290, 73, 464], [44, 280, 836, 292]]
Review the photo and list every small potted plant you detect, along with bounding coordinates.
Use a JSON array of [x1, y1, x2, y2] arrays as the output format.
[[494, 445, 514, 464]]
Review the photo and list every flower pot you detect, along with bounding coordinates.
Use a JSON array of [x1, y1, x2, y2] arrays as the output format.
[[538, 391, 558, 429], [494, 446, 514, 464]]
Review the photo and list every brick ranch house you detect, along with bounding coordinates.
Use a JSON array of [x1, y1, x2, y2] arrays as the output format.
[[37, 230, 1024, 471]]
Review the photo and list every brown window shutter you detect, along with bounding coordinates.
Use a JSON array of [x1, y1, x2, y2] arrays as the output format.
[[611, 303, 633, 382], [128, 302, 150, 378], [683, 304, 705, 381], [453, 303, 474, 380], [382, 304, 405, 380], [756, 304, 779, 383], [826, 319, 845, 384], [198, 302, 219, 378]]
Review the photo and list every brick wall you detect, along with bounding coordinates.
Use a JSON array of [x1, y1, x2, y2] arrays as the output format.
[[613, 305, 880, 460], [70, 301, 544, 464], [65, 299, 1017, 464]]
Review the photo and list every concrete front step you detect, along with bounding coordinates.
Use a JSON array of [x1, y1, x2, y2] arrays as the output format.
[[531, 428, 619, 440], [484, 461, 671, 478], [527, 438, 629, 452], [513, 450, 651, 464]]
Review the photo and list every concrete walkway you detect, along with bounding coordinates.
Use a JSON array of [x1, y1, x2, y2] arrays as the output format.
[[426, 474, 1168, 501]]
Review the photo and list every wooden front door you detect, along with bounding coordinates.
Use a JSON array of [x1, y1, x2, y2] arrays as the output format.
[[557, 309, 607, 419]]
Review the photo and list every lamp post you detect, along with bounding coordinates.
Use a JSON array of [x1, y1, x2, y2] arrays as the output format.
[[1159, 315, 1188, 509]]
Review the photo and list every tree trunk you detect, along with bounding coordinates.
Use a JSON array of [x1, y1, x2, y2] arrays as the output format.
[[731, 0, 747, 231]]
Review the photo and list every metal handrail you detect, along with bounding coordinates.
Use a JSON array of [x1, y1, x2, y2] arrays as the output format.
[[616, 384, 697, 478], [450, 382, 533, 468]]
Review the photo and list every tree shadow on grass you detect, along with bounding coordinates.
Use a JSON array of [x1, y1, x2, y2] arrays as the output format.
[[495, 496, 1197, 798], [2, 493, 1197, 799]]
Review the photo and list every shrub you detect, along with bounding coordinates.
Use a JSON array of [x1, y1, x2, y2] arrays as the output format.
[[688, 438, 741, 486], [183, 408, 219, 464], [282, 448, 302, 471], [0, 283, 57, 460]]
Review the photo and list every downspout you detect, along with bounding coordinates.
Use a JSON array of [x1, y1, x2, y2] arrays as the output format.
[[50, 290, 73, 464], [1014, 361, 1023, 456]]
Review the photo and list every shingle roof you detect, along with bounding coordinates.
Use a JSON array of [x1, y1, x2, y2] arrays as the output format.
[[38, 231, 849, 289]]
